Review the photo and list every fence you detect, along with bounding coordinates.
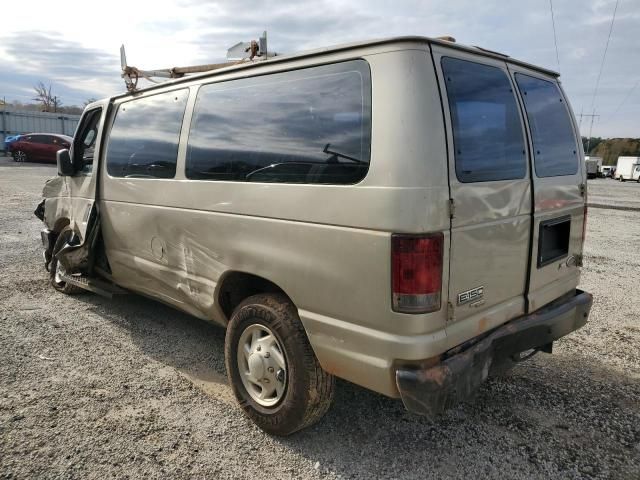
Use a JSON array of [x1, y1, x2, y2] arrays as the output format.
[[1, 108, 81, 152]]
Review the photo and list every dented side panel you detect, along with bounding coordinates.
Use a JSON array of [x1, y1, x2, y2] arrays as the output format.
[[94, 47, 451, 397]]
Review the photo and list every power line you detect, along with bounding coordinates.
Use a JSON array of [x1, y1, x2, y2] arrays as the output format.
[[583, 112, 601, 153], [549, 0, 560, 68], [590, 0, 620, 112], [610, 77, 640, 117]]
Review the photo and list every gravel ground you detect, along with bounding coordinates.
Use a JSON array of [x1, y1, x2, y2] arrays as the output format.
[[1, 156, 639, 479], [587, 177, 640, 210]]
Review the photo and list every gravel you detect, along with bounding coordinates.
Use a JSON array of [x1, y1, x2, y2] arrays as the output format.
[[1, 156, 638, 479], [587, 177, 640, 210]]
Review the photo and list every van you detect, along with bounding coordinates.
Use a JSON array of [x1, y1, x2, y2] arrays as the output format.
[[584, 156, 602, 179], [35, 36, 592, 436], [614, 156, 640, 182]]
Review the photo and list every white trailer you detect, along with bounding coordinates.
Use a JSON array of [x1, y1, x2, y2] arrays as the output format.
[[584, 156, 602, 179], [615, 156, 640, 182]]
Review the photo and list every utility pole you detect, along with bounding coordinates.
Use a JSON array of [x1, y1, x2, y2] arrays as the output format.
[[578, 110, 600, 154]]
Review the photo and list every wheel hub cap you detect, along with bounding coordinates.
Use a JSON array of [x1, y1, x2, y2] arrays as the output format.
[[247, 353, 265, 379], [237, 323, 287, 407], [54, 260, 66, 284]]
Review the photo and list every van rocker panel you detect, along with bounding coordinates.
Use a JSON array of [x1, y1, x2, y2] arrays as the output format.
[[395, 289, 592, 417]]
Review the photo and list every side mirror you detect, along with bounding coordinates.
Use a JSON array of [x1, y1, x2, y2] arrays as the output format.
[[57, 149, 74, 176]]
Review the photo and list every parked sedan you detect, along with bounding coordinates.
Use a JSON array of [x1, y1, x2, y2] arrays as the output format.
[[10, 133, 72, 163]]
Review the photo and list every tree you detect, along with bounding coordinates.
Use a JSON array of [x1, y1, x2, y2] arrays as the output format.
[[581, 137, 603, 155], [33, 82, 59, 112], [51, 95, 63, 113]]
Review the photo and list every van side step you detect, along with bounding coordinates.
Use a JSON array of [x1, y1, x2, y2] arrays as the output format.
[[60, 274, 127, 298]]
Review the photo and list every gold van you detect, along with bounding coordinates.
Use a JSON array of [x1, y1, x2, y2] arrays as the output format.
[[36, 36, 593, 435]]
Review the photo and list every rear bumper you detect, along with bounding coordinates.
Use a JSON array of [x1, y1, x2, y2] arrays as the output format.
[[396, 289, 592, 417]]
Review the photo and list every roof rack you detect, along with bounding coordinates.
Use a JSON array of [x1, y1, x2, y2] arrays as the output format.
[[120, 31, 276, 92]]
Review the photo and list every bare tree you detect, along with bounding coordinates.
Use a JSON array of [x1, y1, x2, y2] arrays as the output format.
[[51, 95, 63, 113], [33, 82, 58, 112]]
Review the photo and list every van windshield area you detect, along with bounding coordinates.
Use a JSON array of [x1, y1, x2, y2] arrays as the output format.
[[515, 74, 578, 178]]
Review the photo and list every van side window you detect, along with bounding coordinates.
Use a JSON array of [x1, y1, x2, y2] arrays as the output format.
[[441, 57, 526, 183], [514, 74, 578, 178], [186, 60, 371, 184], [106, 89, 188, 179]]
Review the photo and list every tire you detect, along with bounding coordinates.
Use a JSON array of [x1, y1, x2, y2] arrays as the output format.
[[49, 227, 83, 294], [13, 150, 27, 162], [225, 293, 334, 436], [619, 176, 624, 182]]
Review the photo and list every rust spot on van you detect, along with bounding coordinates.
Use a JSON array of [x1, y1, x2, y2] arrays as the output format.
[[478, 317, 488, 334], [416, 365, 449, 386], [319, 359, 343, 379]]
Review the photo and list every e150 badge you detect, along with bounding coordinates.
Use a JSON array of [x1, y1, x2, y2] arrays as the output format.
[[458, 286, 484, 305]]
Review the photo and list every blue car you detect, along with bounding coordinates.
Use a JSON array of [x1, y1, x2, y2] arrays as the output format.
[[4, 134, 21, 152]]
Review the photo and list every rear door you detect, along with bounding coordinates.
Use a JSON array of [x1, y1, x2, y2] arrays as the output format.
[[431, 46, 532, 344], [509, 66, 586, 311], [42, 135, 60, 162], [27, 135, 45, 160]]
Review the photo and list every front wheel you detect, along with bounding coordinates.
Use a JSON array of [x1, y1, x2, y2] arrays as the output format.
[[49, 227, 83, 294], [225, 293, 334, 436], [13, 150, 27, 162]]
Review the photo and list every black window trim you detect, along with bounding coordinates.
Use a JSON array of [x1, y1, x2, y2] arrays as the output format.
[[440, 55, 529, 184], [105, 88, 190, 180], [185, 58, 373, 186]]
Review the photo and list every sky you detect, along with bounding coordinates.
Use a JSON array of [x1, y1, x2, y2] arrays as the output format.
[[0, 0, 638, 138]]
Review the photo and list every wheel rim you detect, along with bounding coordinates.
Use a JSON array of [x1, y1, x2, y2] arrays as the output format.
[[53, 258, 66, 285], [15, 151, 26, 162], [237, 323, 287, 407]]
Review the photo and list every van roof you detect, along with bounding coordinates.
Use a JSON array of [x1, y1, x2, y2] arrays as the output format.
[[113, 36, 560, 100]]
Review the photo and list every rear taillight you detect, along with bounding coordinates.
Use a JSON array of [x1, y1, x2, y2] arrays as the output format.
[[391, 233, 444, 313]]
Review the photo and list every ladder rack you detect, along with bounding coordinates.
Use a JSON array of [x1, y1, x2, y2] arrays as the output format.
[[120, 31, 275, 92]]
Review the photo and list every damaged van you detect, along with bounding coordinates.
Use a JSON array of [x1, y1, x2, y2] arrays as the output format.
[[35, 36, 592, 436]]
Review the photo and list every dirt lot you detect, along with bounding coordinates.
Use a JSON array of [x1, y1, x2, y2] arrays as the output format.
[[1, 157, 639, 479]]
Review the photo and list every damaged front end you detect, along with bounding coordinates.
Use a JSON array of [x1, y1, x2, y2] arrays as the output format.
[[34, 175, 100, 277]]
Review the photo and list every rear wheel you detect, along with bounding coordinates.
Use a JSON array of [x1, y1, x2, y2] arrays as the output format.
[[13, 150, 27, 162], [225, 293, 334, 436], [49, 227, 83, 294], [619, 176, 624, 182]]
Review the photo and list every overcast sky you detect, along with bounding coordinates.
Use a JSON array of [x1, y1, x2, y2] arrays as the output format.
[[0, 0, 638, 137]]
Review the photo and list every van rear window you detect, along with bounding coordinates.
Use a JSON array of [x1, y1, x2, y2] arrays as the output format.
[[514, 74, 578, 178], [441, 57, 526, 183], [186, 60, 371, 184]]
